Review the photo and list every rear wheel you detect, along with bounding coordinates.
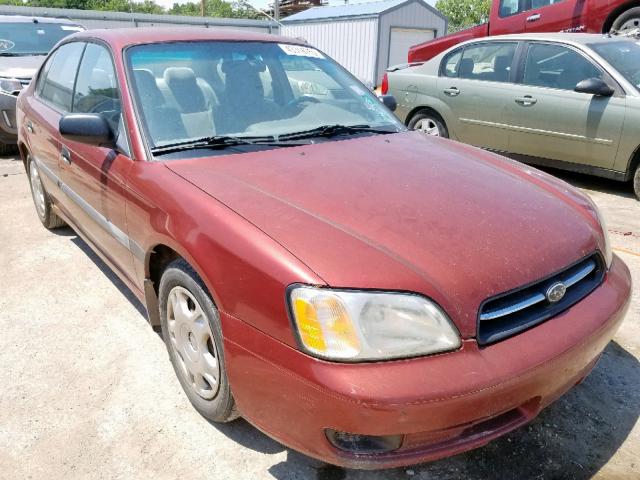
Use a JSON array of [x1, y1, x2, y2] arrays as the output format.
[[408, 110, 449, 138], [611, 7, 640, 34], [159, 259, 237, 423], [633, 164, 640, 200], [27, 156, 66, 229]]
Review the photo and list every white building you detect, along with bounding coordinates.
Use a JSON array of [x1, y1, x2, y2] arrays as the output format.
[[282, 0, 447, 87]]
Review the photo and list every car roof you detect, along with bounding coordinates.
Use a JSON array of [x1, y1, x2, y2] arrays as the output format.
[[463, 32, 633, 47], [69, 27, 306, 50], [0, 14, 81, 25]]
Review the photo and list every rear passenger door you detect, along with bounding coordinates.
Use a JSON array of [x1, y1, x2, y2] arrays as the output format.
[[436, 41, 518, 151], [505, 42, 625, 168], [25, 42, 85, 204], [59, 42, 137, 283]]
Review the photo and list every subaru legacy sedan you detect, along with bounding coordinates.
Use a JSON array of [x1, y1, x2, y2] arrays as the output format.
[[17, 28, 631, 469], [385, 34, 640, 199]]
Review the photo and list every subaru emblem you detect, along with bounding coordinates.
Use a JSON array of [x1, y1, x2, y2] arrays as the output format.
[[546, 282, 567, 303]]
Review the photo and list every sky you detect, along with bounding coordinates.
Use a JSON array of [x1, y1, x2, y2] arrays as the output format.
[[154, 0, 390, 13]]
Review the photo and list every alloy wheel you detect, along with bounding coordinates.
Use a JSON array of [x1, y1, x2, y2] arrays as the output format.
[[166, 286, 221, 400], [29, 160, 46, 220], [415, 118, 441, 136]]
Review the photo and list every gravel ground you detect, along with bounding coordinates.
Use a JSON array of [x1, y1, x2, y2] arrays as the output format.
[[0, 154, 638, 480]]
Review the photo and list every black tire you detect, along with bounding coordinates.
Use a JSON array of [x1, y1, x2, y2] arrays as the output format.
[[408, 110, 449, 138], [633, 164, 640, 200], [611, 7, 640, 33], [159, 258, 238, 423], [0, 142, 17, 156], [27, 156, 66, 229]]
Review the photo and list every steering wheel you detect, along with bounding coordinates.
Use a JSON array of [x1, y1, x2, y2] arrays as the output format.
[[284, 95, 320, 111]]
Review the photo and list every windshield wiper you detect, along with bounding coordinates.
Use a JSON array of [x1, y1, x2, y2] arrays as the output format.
[[151, 135, 306, 156], [277, 124, 398, 141]]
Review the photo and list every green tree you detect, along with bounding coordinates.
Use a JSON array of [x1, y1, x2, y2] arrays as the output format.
[[436, 0, 490, 32]]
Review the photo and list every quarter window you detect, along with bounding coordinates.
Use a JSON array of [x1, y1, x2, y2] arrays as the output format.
[[523, 43, 602, 91], [38, 42, 85, 111], [73, 43, 121, 133], [441, 50, 462, 78], [457, 42, 517, 83]]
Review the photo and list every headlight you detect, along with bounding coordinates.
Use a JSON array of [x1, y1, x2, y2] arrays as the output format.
[[0, 77, 23, 95], [288, 286, 461, 361]]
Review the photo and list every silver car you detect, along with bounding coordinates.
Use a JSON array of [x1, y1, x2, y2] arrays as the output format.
[[0, 15, 83, 154], [385, 33, 640, 199]]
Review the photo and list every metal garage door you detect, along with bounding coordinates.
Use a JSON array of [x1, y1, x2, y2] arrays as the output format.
[[388, 27, 434, 67]]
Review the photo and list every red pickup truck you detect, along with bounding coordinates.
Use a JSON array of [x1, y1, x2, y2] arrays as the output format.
[[408, 0, 640, 62]]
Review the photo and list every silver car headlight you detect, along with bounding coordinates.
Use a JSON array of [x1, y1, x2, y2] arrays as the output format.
[[288, 286, 461, 361], [0, 77, 23, 95]]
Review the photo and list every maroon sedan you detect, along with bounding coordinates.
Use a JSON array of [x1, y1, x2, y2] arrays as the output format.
[[16, 28, 631, 469]]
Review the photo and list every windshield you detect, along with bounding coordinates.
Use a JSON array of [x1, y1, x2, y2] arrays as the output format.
[[0, 22, 83, 56], [589, 40, 640, 91], [126, 41, 403, 152]]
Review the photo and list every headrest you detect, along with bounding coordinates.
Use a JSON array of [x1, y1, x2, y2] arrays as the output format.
[[459, 58, 474, 76], [163, 67, 207, 113]]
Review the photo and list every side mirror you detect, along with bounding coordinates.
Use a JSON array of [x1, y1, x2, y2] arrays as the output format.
[[574, 78, 615, 97], [59, 113, 114, 147], [378, 94, 397, 112]]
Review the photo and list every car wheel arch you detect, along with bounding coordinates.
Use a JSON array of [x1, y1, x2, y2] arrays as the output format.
[[145, 241, 222, 330], [602, 0, 640, 32], [406, 106, 445, 127]]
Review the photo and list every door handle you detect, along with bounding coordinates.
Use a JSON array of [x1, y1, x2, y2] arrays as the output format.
[[515, 96, 537, 106], [61, 146, 71, 165], [444, 87, 460, 96], [526, 13, 541, 22]]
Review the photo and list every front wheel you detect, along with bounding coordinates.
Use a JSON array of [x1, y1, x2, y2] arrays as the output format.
[[611, 7, 640, 34], [27, 156, 66, 229], [633, 164, 640, 200], [408, 111, 449, 138], [159, 259, 237, 423]]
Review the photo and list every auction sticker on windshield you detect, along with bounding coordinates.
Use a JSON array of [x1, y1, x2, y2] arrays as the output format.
[[279, 44, 324, 58], [0, 39, 15, 51]]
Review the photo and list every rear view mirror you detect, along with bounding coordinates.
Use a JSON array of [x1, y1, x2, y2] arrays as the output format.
[[574, 78, 615, 97], [59, 113, 114, 147], [379, 95, 397, 112]]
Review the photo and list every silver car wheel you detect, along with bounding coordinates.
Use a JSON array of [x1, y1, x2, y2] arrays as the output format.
[[414, 118, 441, 136], [619, 17, 640, 31], [166, 286, 220, 400], [29, 160, 46, 220]]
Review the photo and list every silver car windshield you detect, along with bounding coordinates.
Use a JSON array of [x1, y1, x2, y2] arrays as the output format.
[[0, 22, 83, 56], [126, 41, 402, 148], [589, 40, 640, 90]]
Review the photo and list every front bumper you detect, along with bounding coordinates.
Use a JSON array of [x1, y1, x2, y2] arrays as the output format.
[[0, 92, 19, 145], [221, 255, 631, 469]]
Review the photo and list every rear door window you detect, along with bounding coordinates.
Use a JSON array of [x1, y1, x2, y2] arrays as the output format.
[[458, 42, 517, 83], [38, 42, 85, 112]]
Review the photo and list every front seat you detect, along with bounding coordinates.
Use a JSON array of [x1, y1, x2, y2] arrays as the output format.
[[220, 59, 272, 133], [133, 69, 186, 144], [458, 58, 475, 78], [163, 67, 216, 139]]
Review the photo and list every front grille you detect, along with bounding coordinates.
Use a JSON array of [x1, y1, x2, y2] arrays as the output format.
[[478, 253, 605, 345]]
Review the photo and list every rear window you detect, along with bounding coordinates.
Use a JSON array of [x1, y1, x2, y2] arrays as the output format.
[[0, 21, 83, 56]]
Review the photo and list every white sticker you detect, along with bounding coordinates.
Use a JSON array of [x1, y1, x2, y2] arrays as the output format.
[[279, 44, 324, 59], [61, 26, 84, 31], [37, 29, 45, 35]]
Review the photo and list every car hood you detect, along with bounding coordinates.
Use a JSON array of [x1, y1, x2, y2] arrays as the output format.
[[0, 55, 45, 79], [166, 132, 602, 337]]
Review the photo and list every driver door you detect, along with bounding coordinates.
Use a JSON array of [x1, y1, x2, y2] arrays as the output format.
[[59, 42, 137, 283], [505, 42, 625, 168]]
